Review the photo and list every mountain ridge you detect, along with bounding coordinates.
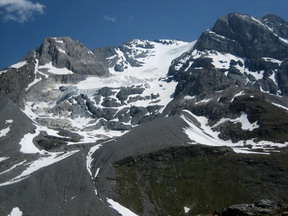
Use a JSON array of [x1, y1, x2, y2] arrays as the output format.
[[1, 12, 288, 216]]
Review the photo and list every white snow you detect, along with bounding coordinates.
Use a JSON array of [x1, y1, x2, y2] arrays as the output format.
[[0, 160, 26, 175], [278, 36, 288, 44], [230, 91, 245, 102], [19, 130, 42, 154], [184, 96, 196, 100], [0, 151, 78, 187], [21, 40, 199, 145], [0, 127, 10, 137], [195, 98, 211, 104], [0, 157, 9, 162], [181, 110, 287, 154], [262, 57, 282, 65], [8, 207, 23, 216], [94, 167, 100, 178], [184, 207, 191, 214], [107, 198, 138, 216], [86, 145, 101, 179], [58, 47, 67, 55], [0, 69, 8, 75], [25, 58, 42, 91], [39, 62, 73, 75], [55, 40, 64, 44], [272, 102, 288, 111], [208, 51, 243, 70], [10, 61, 27, 69], [184, 61, 193, 72], [0, 119, 13, 137], [5, 120, 13, 124], [213, 112, 259, 131]]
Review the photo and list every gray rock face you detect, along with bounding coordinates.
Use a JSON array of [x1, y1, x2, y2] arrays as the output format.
[[36, 37, 109, 76], [0, 52, 35, 108], [116, 86, 145, 101], [214, 200, 281, 216], [263, 14, 288, 39], [94, 39, 156, 72], [194, 13, 288, 60]]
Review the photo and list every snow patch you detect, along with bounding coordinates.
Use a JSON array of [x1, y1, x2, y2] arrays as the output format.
[[0, 157, 9, 163], [230, 91, 245, 102], [58, 47, 67, 55], [86, 145, 101, 179], [19, 130, 41, 154], [39, 62, 73, 75], [0, 160, 26, 175], [55, 40, 64, 44], [0, 127, 10, 138], [272, 103, 288, 111], [195, 98, 211, 104], [0, 69, 8, 75], [5, 119, 13, 124], [10, 61, 27, 69], [181, 110, 286, 154], [213, 112, 259, 131], [8, 207, 23, 216], [107, 198, 138, 216], [184, 96, 195, 100], [0, 151, 78, 187], [262, 57, 282, 65], [0, 119, 13, 138], [184, 207, 191, 214]]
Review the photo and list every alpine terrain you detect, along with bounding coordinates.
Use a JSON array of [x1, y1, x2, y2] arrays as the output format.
[[1, 13, 288, 216]]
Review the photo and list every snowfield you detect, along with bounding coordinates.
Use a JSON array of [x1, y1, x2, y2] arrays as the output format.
[[23, 39, 195, 145], [182, 110, 288, 154]]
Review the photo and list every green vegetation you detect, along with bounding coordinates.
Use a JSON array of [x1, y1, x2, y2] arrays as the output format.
[[113, 145, 288, 216]]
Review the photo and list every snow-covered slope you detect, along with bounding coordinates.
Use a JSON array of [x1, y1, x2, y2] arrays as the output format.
[[23, 39, 195, 145]]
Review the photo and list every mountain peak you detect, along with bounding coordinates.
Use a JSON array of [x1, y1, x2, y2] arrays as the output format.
[[262, 14, 288, 39], [194, 13, 288, 60], [36, 36, 109, 76]]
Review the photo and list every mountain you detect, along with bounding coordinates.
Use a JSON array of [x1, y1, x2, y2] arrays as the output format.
[[1, 13, 288, 216]]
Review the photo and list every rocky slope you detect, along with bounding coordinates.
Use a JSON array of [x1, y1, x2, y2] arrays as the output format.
[[1, 12, 288, 216]]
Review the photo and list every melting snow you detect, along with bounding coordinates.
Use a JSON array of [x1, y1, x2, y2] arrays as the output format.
[[107, 198, 138, 216]]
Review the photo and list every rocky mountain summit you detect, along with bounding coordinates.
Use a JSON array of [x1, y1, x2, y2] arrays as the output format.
[[1, 13, 288, 216]]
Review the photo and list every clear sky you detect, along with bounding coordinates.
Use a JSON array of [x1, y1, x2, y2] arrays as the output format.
[[1, 0, 288, 69]]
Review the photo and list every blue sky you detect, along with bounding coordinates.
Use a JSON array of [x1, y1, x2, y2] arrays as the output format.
[[1, 0, 288, 69]]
